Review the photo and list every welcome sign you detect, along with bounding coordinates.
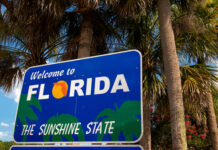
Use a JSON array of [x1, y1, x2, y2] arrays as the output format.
[[13, 50, 142, 143]]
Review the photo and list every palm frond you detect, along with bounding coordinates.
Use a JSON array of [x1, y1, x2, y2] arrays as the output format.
[[181, 64, 218, 111]]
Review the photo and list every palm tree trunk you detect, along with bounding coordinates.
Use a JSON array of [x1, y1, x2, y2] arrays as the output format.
[[157, 0, 187, 149], [207, 92, 218, 150], [78, 16, 93, 58], [140, 93, 151, 150], [197, 60, 218, 150]]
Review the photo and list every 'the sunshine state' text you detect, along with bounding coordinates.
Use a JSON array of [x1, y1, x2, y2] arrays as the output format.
[[21, 121, 115, 136]]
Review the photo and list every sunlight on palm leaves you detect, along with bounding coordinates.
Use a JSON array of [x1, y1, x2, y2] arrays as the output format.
[[181, 64, 217, 125], [17, 94, 42, 141], [172, 2, 218, 63], [96, 101, 141, 141], [181, 64, 217, 105], [43, 114, 85, 142], [143, 49, 166, 105]]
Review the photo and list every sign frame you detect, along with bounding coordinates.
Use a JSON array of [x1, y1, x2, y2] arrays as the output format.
[[10, 145, 143, 150], [13, 50, 143, 144]]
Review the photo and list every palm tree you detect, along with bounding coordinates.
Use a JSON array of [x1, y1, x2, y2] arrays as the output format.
[[107, 0, 188, 149], [59, 8, 117, 60], [207, 90, 218, 150], [157, 1, 187, 149], [122, 10, 166, 149], [150, 64, 217, 149], [38, 0, 117, 58], [0, 0, 64, 91], [181, 65, 217, 116], [181, 64, 218, 149], [173, 1, 218, 149]]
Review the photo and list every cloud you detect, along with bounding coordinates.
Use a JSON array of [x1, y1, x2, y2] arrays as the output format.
[[1, 122, 9, 127], [0, 131, 9, 139], [4, 82, 22, 103]]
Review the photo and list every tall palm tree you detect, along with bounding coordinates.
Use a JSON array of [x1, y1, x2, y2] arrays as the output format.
[[151, 64, 217, 149], [181, 64, 218, 149], [36, 0, 102, 58], [173, 1, 218, 149], [122, 10, 166, 149], [59, 8, 117, 60], [157, 1, 187, 149], [107, 0, 188, 149], [37, 0, 119, 59]]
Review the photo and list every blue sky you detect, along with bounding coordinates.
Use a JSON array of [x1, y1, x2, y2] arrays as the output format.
[[0, 5, 19, 142], [0, 87, 20, 141]]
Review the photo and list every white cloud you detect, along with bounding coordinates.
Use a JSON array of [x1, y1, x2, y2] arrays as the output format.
[[0, 131, 9, 139], [1, 122, 9, 127], [0, 71, 24, 103], [4, 82, 22, 103]]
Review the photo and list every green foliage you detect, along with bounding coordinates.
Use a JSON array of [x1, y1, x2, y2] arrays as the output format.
[[212, 87, 218, 122], [0, 49, 22, 92], [173, 1, 218, 63], [0, 141, 5, 150], [181, 65, 217, 100], [43, 114, 84, 142], [16, 94, 41, 141], [180, 64, 218, 125], [0, 141, 14, 150], [2, 141, 14, 150], [0, 0, 66, 91], [96, 101, 141, 141], [151, 109, 212, 150]]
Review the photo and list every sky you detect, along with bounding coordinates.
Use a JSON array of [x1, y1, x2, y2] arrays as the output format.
[[0, 5, 21, 141], [0, 83, 22, 141]]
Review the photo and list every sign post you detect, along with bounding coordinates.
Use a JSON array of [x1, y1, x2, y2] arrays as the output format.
[[13, 50, 143, 143]]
